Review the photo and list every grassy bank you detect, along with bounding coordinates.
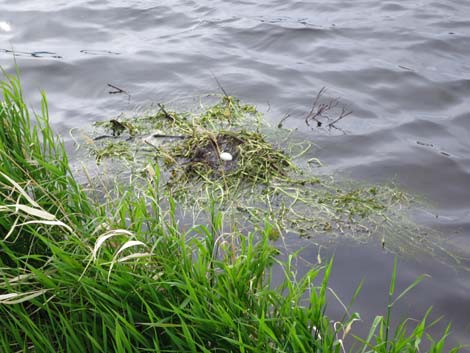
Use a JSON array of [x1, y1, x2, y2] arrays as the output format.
[[0, 73, 461, 352]]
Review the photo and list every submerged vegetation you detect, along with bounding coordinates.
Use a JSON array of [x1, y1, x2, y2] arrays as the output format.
[[0, 74, 462, 352]]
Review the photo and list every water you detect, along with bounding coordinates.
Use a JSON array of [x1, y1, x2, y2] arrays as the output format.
[[1, 0, 470, 348]]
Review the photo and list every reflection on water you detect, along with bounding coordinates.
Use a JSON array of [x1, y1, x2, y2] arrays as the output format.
[[0, 21, 11, 32], [1, 0, 470, 348]]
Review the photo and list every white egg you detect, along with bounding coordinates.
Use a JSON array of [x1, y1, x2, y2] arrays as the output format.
[[219, 152, 233, 161]]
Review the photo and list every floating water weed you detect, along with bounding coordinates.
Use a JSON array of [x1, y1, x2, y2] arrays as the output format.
[[84, 93, 423, 254]]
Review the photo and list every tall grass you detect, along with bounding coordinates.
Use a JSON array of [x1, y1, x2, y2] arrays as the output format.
[[0, 71, 95, 266], [0, 73, 461, 352]]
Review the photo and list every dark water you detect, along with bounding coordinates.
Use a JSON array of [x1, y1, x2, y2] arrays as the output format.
[[1, 0, 470, 348]]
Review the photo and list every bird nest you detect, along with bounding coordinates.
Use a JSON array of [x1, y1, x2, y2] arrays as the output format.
[[85, 95, 415, 246]]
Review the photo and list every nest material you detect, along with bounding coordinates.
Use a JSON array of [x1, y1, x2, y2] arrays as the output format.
[[168, 130, 293, 185], [191, 133, 242, 173], [88, 96, 424, 249]]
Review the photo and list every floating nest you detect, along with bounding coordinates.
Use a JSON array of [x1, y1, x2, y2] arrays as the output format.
[[167, 130, 294, 185], [85, 95, 423, 250], [176, 132, 244, 174]]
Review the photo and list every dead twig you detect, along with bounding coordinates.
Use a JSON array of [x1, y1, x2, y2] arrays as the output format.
[[304, 87, 352, 131], [328, 107, 352, 128], [157, 103, 175, 122], [211, 71, 229, 99], [305, 87, 338, 127], [151, 133, 187, 139], [277, 113, 290, 129], [107, 83, 131, 101]]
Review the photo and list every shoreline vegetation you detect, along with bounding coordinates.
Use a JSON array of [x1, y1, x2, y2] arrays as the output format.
[[0, 73, 462, 352]]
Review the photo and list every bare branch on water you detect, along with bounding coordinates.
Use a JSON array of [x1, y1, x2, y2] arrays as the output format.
[[328, 107, 352, 128], [107, 83, 131, 101], [157, 103, 175, 122], [304, 87, 352, 132], [277, 113, 290, 129]]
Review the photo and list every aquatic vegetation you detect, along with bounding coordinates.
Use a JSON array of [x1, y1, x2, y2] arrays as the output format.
[[87, 92, 420, 253], [0, 74, 462, 352], [91, 140, 134, 164]]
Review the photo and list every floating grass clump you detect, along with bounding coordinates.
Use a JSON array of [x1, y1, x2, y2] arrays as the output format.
[[168, 130, 295, 186], [87, 93, 419, 252], [0, 74, 461, 352], [91, 140, 134, 164]]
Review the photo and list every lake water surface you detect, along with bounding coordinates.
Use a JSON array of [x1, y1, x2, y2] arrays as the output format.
[[1, 0, 470, 349]]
